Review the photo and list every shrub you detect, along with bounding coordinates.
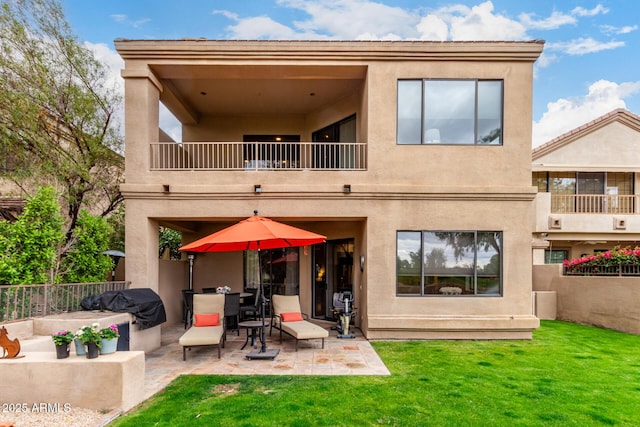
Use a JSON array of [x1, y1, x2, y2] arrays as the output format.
[[563, 246, 640, 273]]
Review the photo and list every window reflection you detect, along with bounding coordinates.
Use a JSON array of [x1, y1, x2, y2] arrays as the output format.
[[244, 247, 299, 296], [397, 79, 503, 145], [396, 231, 502, 296], [424, 81, 475, 144]]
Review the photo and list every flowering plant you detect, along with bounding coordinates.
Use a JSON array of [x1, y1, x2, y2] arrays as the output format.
[[99, 324, 120, 340], [216, 286, 231, 294], [51, 330, 75, 346], [76, 323, 102, 348], [563, 246, 640, 273]]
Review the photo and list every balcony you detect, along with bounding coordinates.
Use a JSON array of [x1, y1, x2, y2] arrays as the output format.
[[551, 194, 638, 214], [150, 141, 367, 171]]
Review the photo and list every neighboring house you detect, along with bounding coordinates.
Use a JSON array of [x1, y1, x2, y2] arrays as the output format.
[[532, 109, 640, 264], [116, 39, 543, 348], [0, 115, 124, 220]]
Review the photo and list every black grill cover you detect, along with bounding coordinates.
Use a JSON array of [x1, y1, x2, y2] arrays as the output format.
[[98, 288, 166, 330]]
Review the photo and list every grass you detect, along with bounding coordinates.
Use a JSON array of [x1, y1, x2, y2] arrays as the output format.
[[109, 321, 640, 426]]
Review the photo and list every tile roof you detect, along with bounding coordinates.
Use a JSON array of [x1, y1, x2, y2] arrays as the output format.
[[532, 109, 640, 158]]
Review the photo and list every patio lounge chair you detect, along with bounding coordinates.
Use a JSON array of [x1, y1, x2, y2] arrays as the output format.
[[178, 294, 225, 360], [270, 294, 328, 351]]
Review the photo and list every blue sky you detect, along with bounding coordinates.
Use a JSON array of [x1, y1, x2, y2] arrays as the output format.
[[60, 0, 640, 146]]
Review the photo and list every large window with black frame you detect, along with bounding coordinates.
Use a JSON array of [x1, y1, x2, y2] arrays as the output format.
[[397, 79, 503, 145], [396, 231, 502, 296]]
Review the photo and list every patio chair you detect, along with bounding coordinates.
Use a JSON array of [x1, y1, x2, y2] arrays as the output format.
[[270, 294, 328, 351], [224, 292, 241, 336], [181, 289, 195, 329], [178, 294, 226, 360], [240, 287, 261, 321]]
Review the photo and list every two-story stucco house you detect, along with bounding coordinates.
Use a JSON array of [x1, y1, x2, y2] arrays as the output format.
[[533, 109, 640, 264], [115, 39, 543, 349]]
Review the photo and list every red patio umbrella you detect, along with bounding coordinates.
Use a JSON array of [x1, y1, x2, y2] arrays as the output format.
[[179, 211, 326, 359]]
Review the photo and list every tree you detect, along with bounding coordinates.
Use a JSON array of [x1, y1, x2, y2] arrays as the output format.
[[425, 247, 446, 270], [60, 209, 112, 283], [159, 227, 182, 260], [0, 186, 64, 284], [106, 204, 125, 253], [0, 0, 124, 243], [434, 231, 501, 261], [0, 186, 113, 284]]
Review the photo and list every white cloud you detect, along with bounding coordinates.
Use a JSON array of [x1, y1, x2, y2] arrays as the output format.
[[519, 10, 576, 30], [571, 5, 609, 17], [110, 14, 150, 29], [84, 42, 125, 135], [535, 51, 558, 69], [219, 0, 529, 41], [601, 24, 638, 35], [225, 16, 302, 39], [159, 104, 182, 142], [532, 80, 640, 147], [110, 14, 127, 23], [547, 37, 624, 55], [212, 10, 239, 21], [279, 0, 418, 40], [446, 1, 526, 40], [416, 15, 449, 41]]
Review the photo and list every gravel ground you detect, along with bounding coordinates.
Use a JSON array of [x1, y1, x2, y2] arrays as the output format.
[[0, 407, 120, 427]]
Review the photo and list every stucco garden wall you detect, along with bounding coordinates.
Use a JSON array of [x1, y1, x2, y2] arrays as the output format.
[[551, 276, 640, 335], [533, 264, 640, 335]]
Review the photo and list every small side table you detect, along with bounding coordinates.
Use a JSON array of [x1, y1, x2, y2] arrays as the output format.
[[239, 320, 265, 350]]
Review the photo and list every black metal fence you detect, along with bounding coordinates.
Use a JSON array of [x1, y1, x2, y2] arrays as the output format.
[[0, 281, 130, 322], [563, 264, 640, 277]]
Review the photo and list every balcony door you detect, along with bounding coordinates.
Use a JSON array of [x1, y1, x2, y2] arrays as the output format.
[[312, 115, 356, 169], [577, 172, 605, 213]]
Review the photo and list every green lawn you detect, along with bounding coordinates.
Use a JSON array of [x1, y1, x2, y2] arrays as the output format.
[[110, 321, 640, 426]]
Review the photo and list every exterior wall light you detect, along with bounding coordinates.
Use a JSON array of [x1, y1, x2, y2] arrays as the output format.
[[343, 184, 351, 193], [254, 184, 262, 193]]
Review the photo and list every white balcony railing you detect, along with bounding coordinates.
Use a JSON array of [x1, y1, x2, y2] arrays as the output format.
[[551, 194, 638, 214], [150, 141, 367, 171]]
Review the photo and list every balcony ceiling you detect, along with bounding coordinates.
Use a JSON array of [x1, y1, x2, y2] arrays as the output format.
[[151, 64, 366, 119]]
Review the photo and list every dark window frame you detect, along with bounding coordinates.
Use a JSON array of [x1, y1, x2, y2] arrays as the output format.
[[396, 230, 503, 297], [396, 79, 504, 145]]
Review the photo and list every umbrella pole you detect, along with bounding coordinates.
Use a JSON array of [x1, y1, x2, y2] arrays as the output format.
[[247, 246, 279, 360]]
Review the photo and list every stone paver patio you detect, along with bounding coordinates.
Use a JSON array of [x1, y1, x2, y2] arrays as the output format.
[[143, 320, 390, 400]]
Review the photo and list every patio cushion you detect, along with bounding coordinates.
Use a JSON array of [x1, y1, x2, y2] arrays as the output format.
[[179, 294, 226, 360], [281, 312, 304, 322], [179, 325, 223, 346], [195, 313, 220, 327], [280, 321, 328, 340]]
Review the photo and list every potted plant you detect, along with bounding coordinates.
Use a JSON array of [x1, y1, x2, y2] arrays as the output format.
[[99, 324, 120, 354], [51, 330, 74, 359], [76, 323, 102, 359]]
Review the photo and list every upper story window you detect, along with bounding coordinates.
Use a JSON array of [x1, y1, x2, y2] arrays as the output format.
[[397, 79, 503, 145]]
